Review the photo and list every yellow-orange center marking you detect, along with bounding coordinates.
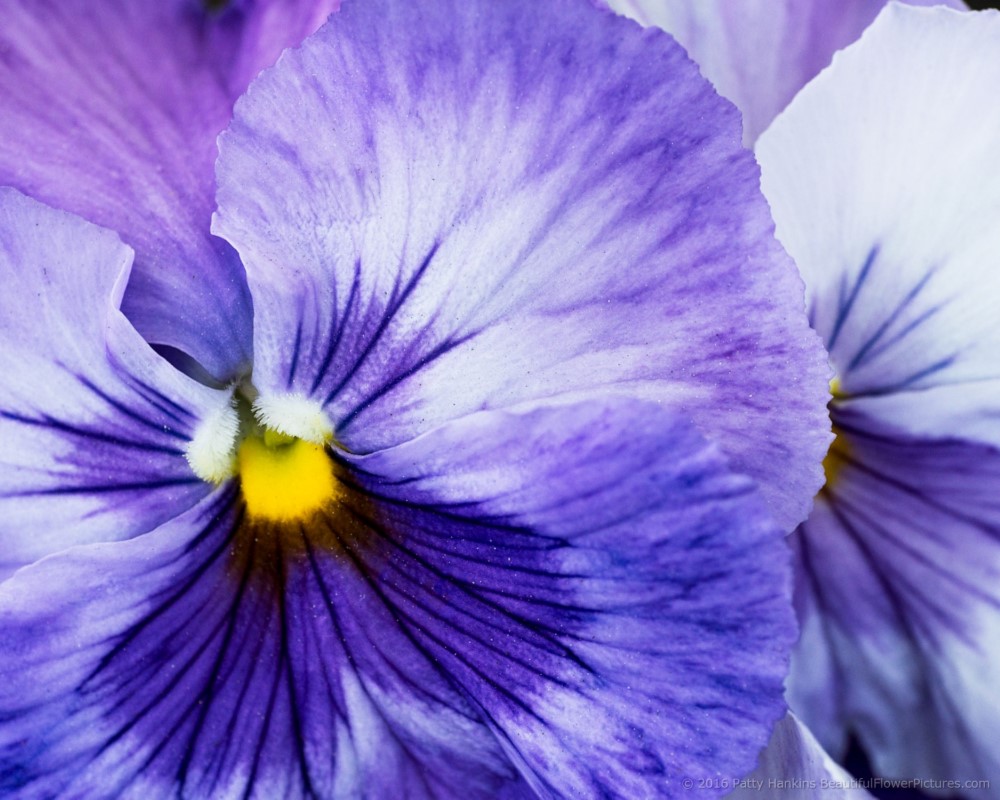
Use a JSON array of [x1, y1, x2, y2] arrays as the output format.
[[237, 431, 337, 521]]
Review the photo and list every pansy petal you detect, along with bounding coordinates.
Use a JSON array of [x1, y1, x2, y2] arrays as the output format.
[[343, 397, 795, 797], [757, 4, 1000, 447], [789, 409, 1000, 792], [0, 397, 793, 799], [214, 0, 830, 532], [729, 714, 873, 799], [0, 188, 229, 578], [606, 0, 963, 144], [0, 489, 530, 800], [0, 0, 338, 379]]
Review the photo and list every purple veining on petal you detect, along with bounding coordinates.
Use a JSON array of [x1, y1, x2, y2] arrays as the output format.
[[215, 0, 830, 532], [788, 401, 1000, 788], [0, 398, 794, 798], [0, 188, 228, 580], [810, 246, 960, 400], [797, 406, 1000, 644]]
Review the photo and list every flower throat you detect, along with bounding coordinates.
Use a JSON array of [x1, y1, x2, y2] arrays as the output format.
[[186, 386, 340, 523]]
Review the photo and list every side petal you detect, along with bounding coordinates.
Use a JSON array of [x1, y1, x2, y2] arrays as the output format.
[[728, 714, 874, 799], [0, 0, 338, 379], [215, 0, 830, 531], [607, 0, 965, 144], [0, 189, 230, 578], [757, 5, 1000, 448], [0, 397, 794, 799], [789, 411, 1000, 794]]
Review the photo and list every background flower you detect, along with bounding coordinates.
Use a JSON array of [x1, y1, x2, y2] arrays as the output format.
[[755, 5, 1000, 796], [605, 0, 964, 144]]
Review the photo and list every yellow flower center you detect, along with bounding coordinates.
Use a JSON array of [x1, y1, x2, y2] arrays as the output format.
[[822, 429, 848, 487], [237, 429, 338, 522], [823, 377, 848, 488]]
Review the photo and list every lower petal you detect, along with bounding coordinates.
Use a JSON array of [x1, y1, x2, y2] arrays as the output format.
[[345, 397, 795, 797], [0, 489, 526, 800], [789, 415, 1000, 794], [0, 397, 794, 799]]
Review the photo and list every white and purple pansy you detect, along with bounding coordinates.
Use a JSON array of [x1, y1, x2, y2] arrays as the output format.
[[0, 1, 832, 798], [756, 5, 1000, 793]]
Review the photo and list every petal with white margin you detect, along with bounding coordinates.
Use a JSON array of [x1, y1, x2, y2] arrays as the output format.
[[757, 5, 1000, 448], [728, 714, 874, 799]]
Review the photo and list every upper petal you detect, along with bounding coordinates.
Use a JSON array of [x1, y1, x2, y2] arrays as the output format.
[[214, 0, 830, 531], [607, 0, 965, 144], [0, 0, 338, 380], [0, 188, 230, 579]]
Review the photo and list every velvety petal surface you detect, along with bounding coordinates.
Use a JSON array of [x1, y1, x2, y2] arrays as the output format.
[[214, 0, 830, 532], [755, 5, 1000, 790], [0, 397, 795, 799], [0, 0, 338, 380], [728, 714, 874, 799], [606, 0, 964, 144], [0, 189, 230, 579]]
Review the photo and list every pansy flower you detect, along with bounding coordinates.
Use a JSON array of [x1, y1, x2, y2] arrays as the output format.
[[0, 0, 831, 797], [755, 5, 1000, 792]]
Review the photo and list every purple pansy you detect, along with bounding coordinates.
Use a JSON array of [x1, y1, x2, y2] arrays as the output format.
[[752, 4, 1000, 795], [0, 0, 834, 797]]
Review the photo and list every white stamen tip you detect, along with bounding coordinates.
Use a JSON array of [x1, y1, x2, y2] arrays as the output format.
[[252, 394, 333, 444], [185, 398, 240, 483]]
